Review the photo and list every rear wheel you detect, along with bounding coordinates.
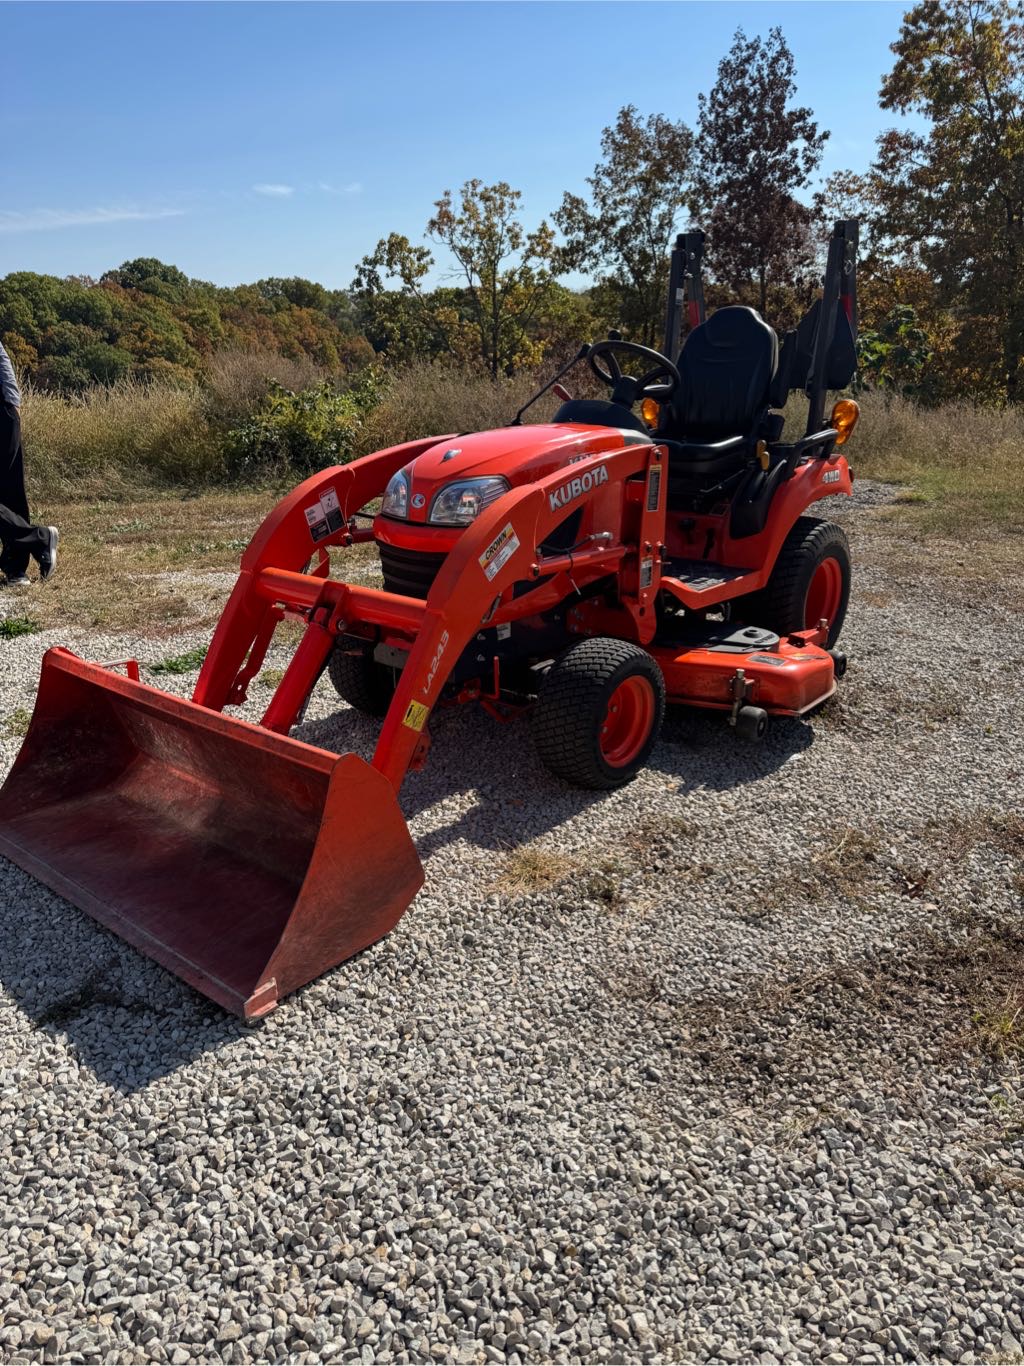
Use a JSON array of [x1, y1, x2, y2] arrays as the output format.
[[531, 637, 666, 790], [327, 647, 397, 717], [748, 517, 851, 648]]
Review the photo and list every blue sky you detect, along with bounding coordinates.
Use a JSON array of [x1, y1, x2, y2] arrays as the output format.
[[3, 1, 908, 289]]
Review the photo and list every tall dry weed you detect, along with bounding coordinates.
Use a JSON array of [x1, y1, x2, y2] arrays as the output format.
[[20, 380, 220, 498], [206, 348, 330, 425]]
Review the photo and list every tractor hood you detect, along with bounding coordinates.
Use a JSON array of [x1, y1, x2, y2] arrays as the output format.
[[394, 423, 652, 526]]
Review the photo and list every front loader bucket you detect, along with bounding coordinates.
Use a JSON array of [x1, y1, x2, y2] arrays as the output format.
[[0, 649, 423, 1017]]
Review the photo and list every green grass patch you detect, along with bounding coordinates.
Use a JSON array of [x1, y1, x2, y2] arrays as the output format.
[[2, 707, 32, 738], [149, 646, 208, 675], [0, 616, 41, 639]]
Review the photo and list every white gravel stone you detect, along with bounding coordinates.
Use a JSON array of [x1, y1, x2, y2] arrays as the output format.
[[0, 481, 1021, 1362]]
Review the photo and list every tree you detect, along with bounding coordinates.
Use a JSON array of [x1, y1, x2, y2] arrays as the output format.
[[428, 180, 559, 376], [554, 106, 693, 346], [871, 0, 1024, 401], [255, 277, 329, 312], [351, 233, 460, 363], [693, 28, 827, 318], [101, 258, 191, 300]]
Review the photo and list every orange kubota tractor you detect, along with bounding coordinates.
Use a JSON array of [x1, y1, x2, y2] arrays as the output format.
[[0, 222, 861, 1017]]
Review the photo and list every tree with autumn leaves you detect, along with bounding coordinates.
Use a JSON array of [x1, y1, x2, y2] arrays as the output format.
[[862, 0, 1024, 401], [4, 4, 1024, 405], [692, 28, 827, 323]]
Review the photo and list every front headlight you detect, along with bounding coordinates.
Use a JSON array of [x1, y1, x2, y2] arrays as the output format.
[[429, 477, 510, 526], [382, 469, 410, 518]]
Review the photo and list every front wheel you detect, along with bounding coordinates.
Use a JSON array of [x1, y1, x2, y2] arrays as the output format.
[[327, 647, 397, 717], [748, 517, 851, 648], [531, 637, 666, 790]]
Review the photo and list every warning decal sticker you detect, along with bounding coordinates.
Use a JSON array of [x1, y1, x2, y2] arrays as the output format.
[[304, 487, 345, 543], [748, 654, 788, 667], [479, 523, 520, 581], [402, 700, 431, 733], [647, 464, 662, 511]]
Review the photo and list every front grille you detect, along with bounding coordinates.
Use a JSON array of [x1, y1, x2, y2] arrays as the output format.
[[378, 540, 448, 600]]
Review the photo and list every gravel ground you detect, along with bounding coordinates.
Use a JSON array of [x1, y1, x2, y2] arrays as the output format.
[[1, 482, 1022, 1364]]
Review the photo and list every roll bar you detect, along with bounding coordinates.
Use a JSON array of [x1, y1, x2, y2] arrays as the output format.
[[662, 231, 707, 359], [805, 219, 859, 435]]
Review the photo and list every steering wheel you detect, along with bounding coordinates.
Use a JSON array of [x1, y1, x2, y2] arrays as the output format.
[[588, 338, 680, 402]]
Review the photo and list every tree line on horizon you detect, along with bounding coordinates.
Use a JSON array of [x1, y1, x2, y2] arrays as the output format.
[[2, 0, 1021, 406]]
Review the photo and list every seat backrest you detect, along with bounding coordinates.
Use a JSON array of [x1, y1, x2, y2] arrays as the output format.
[[663, 306, 779, 441]]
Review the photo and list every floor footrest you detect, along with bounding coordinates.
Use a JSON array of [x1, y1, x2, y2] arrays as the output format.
[[662, 559, 749, 593]]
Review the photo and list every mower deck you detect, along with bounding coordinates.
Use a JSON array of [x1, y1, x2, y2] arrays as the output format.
[[651, 626, 837, 717]]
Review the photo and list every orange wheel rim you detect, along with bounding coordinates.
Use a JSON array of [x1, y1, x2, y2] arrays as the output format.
[[805, 557, 843, 629], [599, 676, 655, 767]]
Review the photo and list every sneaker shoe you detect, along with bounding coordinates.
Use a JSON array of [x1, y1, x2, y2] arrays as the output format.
[[37, 527, 59, 581], [4, 575, 30, 587]]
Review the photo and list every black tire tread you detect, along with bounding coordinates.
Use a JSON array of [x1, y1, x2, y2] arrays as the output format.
[[327, 648, 395, 717], [748, 516, 851, 647], [531, 637, 666, 790]]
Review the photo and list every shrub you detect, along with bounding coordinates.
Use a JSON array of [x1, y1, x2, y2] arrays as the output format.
[[224, 369, 386, 477], [353, 361, 545, 456]]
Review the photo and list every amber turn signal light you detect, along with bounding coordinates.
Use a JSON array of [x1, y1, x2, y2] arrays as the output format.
[[640, 397, 660, 427], [830, 399, 860, 446]]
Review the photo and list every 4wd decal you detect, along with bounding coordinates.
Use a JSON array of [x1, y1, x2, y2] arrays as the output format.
[[479, 523, 520, 582], [549, 464, 609, 512], [822, 468, 842, 484]]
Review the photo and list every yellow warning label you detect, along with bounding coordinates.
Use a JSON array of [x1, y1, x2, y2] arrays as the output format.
[[402, 700, 430, 733]]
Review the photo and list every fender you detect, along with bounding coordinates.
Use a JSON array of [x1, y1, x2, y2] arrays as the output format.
[[718, 455, 853, 578]]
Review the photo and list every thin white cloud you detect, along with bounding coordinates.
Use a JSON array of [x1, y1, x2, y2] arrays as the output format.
[[0, 205, 186, 234], [253, 183, 295, 197], [318, 180, 363, 195]]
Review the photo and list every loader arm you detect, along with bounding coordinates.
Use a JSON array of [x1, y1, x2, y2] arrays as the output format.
[[193, 436, 455, 712], [221, 437, 663, 789], [0, 439, 661, 1017]]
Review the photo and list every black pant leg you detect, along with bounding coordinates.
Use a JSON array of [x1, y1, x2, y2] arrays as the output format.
[[0, 404, 45, 576]]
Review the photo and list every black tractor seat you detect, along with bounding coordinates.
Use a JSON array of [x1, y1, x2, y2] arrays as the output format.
[[657, 432, 748, 482], [655, 305, 779, 506], [660, 305, 778, 444]]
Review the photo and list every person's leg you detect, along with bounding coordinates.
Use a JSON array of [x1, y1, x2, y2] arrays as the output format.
[[0, 500, 49, 575], [0, 403, 32, 577], [0, 403, 51, 578]]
